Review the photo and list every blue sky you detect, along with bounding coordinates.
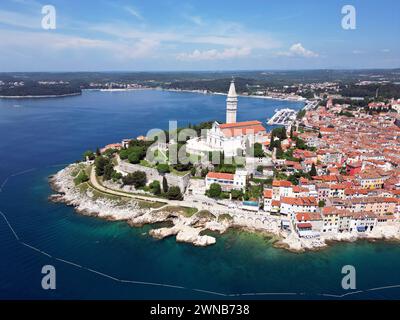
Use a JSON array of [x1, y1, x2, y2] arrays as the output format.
[[0, 0, 399, 71]]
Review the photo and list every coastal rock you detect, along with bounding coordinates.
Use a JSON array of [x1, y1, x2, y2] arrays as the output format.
[[204, 220, 230, 233], [50, 164, 217, 248], [175, 226, 216, 246], [149, 226, 179, 239], [49, 164, 149, 221]]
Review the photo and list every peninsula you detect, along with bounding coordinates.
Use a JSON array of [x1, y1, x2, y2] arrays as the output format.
[[50, 81, 400, 252]]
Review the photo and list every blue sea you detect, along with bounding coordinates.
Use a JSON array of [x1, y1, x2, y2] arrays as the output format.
[[1, 89, 400, 300]]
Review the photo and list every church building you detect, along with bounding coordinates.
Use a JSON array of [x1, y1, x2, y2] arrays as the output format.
[[186, 79, 268, 157]]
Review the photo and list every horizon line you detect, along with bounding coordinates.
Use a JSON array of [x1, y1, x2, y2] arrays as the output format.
[[1, 67, 400, 74]]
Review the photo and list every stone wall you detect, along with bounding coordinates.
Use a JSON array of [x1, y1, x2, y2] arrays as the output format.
[[117, 161, 191, 191]]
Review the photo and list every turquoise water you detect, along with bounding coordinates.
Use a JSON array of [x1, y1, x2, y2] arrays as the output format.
[[1, 90, 400, 299]]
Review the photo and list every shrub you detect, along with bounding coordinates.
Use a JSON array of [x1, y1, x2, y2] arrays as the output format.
[[95, 156, 109, 176], [207, 183, 222, 198], [83, 150, 95, 161], [119, 149, 130, 160], [122, 171, 147, 188], [166, 186, 183, 200], [231, 189, 243, 200], [149, 180, 161, 195], [157, 163, 170, 174], [128, 152, 140, 164], [74, 170, 89, 185]]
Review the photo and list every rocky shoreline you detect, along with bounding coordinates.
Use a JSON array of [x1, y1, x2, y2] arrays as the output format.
[[49, 163, 400, 252], [49, 164, 232, 247]]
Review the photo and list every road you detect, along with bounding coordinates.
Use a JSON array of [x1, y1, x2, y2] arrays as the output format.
[[89, 166, 280, 222], [90, 166, 231, 213]]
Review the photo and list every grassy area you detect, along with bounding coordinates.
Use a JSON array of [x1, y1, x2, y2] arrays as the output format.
[[82, 181, 128, 203], [79, 181, 165, 209], [156, 205, 198, 217], [170, 167, 190, 176], [196, 210, 216, 219], [136, 200, 165, 209], [73, 164, 91, 186], [218, 213, 233, 222], [70, 163, 88, 177], [140, 159, 156, 168]]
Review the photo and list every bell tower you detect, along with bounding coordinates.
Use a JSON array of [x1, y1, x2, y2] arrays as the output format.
[[226, 79, 238, 124]]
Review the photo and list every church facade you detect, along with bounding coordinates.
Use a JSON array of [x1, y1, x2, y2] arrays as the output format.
[[186, 79, 269, 157]]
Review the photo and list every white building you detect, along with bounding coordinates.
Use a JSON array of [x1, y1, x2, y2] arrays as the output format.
[[391, 99, 400, 113], [205, 170, 247, 192], [280, 197, 318, 219], [186, 79, 268, 157]]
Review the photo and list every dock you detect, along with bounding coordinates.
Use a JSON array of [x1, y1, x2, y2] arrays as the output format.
[[267, 108, 297, 126]]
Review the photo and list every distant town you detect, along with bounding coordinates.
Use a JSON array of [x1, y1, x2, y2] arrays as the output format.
[[1, 69, 400, 101], [49, 75, 400, 251]]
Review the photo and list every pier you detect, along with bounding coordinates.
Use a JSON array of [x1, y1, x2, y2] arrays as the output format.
[[267, 108, 297, 126]]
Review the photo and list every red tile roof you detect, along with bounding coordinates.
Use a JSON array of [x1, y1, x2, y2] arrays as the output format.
[[281, 197, 317, 206], [219, 120, 266, 137], [206, 172, 234, 180], [297, 223, 312, 229], [263, 189, 273, 198], [219, 120, 262, 129], [272, 180, 293, 187]]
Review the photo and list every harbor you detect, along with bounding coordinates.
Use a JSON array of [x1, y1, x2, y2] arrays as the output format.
[[267, 108, 297, 126]]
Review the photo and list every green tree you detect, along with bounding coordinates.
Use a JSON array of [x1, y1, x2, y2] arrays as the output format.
[[157, 163, 170, 174], [253, 143, 265, 158], [119, 149, 130, 160], [122, 171, 147, 188], [83, 150, 95, 161], [149, 180, 161, 195], [103, 163, 114, 180], [95, 156, 109, 176], [318, 200, 326, 208], [269, 135, 274, 151], [310, 163, 317, 177], [104, 148, 118, 158], [231, 189, 243, 200], [162, 176, 169, 193], [271, 127, 287, 140], [129, 146, 146, 159], [295, 137, 307, 150], [166, 186, 183, 200], [207, 183, 222, 198], [111, 171, 122, 181], [173, 163, 192, 172], [128, 152, 140, 164], [201, 168, 209, 178]]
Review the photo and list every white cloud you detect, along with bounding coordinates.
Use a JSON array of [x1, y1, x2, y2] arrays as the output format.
[[352, 50, 365, 54], [381, 49, 390, 53], [0, 9, 41, 29], [177, 47, 251, 61], [124, 6, 144, 21], [0, 7, 280, 66], [90, 23, 280, 51], [279, 43, 319, 58], [0, 29, 158, 60]]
